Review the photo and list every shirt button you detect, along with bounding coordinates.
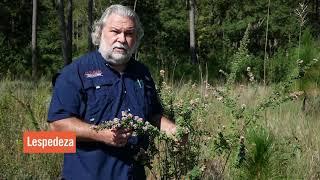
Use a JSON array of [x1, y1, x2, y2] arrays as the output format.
[[96, 86, 101, 89], [124, 90, 127, 94]]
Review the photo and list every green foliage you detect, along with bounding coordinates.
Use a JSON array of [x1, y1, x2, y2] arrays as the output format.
[[268, 28, 320, 84], [0, 78, 319, 179], [1, 0, 319, 84], [227, 24, 253, 85], [196, 0, 306, 83], [0, 79, 62, 179], [1, 0, 320, 179], [297, 29, 320, 90], [37, 1, 64, 76], [187, 166, 204, 180], [204, 22, 319, 179], [267, 48, 293, 83], [92, 70, 208, 179], [241, 127, 274, 179], [153, 73, 208, 179], [232, 126, 299, 179]]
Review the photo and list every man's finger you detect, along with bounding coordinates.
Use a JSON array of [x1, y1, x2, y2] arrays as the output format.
[[116, 128, 132, 134], [116, 132, 132, 141], [114, 139, 127, 146], [115, 130, 132, 137]]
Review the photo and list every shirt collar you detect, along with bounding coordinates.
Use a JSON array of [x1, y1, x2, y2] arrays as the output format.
[[96, 50, 139, 78]]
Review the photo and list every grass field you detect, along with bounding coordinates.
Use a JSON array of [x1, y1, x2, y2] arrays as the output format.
[[0, 78, 319, 179]]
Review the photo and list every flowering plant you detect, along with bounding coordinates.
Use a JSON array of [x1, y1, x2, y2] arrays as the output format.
[[92, 110, 167, 170], [93, 110, 160, 137]]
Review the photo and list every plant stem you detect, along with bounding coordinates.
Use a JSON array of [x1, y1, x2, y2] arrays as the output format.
[[221, 150, 231, 174], [298, 26, 301, 59]]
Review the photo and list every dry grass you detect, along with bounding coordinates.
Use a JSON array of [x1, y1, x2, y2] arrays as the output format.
[[0, 79, 319, 179]]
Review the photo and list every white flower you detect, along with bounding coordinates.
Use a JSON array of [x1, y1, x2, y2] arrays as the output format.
[[133, 124, 138, 129], [121, 111, 127, 117], [121, 116, 128, 121], [113, 118, 120, 124], [240, 136, 245, 143], [137, 118, 144, 123], [217, 96, 223, 101], [160, 70, 165, 77], [143, 126, 148, 131], [297, 59, 303, 64]]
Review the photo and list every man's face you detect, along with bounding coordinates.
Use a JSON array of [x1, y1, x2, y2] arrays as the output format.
[[99, 14, 137, 65]]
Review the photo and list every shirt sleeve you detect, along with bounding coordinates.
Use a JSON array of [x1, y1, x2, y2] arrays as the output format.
[[47, 65, 83, 122]]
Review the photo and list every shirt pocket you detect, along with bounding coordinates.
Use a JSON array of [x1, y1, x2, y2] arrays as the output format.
[[133, 79, 145, 106], [83, 78, 114, 123]]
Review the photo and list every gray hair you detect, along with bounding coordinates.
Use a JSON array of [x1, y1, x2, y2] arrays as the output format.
[[91, 4, 144, 49]]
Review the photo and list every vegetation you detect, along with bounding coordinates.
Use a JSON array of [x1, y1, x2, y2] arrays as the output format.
[[1, 71, 319, 179], [0, 0, 319, 179], [1, 0, 319, 81]]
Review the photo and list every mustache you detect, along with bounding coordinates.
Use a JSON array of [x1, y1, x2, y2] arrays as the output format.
[[112, 43, 129, 51]]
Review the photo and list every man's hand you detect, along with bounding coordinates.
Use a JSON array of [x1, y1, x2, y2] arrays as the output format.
[[49, 117, 132, 148], [99, 128, 132, 147], [156, 115, 176, 136], [155, 115, 189, 146]]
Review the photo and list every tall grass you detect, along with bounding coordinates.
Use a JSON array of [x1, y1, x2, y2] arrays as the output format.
[[203, 84, 320, 179], [0, 79, 62, 179], [0, 78, 319, 179]]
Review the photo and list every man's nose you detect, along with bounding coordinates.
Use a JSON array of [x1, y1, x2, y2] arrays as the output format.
[[117, 32, 126, 43]]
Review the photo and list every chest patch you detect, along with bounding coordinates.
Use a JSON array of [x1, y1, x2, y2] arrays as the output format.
[[84, 70, 103, 78]]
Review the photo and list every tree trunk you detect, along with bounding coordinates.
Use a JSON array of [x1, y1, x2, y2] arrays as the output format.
[[316, 0, 319, 21], [134, 0, 138, 11], [32, 0, 37, 80], [57, 0, 72, 66], [57, 0, 68, 65], [66, 0, 73, 65], [189, 0, 197, 64], [88, 0, 94, 51], [264, 0, 270, 87]]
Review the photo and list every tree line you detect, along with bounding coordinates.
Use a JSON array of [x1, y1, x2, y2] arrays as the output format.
[[0, 0, 319, 84]]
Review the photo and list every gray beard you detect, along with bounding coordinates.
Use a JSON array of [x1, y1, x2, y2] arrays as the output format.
[[107, 53, 131, 65], [98, 48, 132, 65]]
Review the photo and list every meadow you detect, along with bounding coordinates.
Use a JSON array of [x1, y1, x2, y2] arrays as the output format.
[[1, 1, 320, 179], [0, 75, 319, 179]]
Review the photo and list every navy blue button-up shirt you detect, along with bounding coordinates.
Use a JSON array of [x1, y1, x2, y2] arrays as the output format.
[[48, 51, 163, 180]]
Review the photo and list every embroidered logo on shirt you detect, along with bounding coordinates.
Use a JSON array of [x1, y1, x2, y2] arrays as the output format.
[[84, 70, 103, 78]]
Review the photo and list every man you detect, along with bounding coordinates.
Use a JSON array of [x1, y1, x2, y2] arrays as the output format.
[[48, 4, 176, 180]]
